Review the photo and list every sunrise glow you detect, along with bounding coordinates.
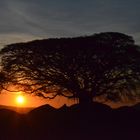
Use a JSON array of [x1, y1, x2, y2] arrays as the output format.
[[16, 95, 25, 105]]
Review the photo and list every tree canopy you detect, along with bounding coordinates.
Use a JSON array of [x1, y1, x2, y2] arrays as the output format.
[[0, 32, 140, 105]]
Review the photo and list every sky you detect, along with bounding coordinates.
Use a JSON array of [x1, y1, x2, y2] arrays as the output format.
[[0, 0, 140, 47], [0, 90, 75, 108]]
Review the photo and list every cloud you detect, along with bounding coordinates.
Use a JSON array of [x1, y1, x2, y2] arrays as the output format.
[[0, 0, 139, 45]]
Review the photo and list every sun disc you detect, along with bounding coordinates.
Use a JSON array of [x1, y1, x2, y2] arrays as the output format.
[[16, 95, 25, 105]]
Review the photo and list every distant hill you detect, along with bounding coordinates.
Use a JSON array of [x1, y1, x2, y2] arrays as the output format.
[[26, 102, 140, 140], [0, 105, 34, 114], [0, 102, 140, 140]]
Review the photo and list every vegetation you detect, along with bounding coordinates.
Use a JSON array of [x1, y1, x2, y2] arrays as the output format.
[[0, 32, 140, 105]]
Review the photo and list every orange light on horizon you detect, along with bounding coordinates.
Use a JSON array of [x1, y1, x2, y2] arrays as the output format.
[[0, 88, 76, 108]]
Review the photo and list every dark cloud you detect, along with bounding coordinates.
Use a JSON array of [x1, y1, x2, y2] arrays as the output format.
[[0, 0, 140, 45]]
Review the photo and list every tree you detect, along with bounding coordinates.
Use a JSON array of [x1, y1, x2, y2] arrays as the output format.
[[0, 32, 140, 105]]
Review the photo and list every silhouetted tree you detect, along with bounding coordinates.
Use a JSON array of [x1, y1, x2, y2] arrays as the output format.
[[0, 32, 140, 105]]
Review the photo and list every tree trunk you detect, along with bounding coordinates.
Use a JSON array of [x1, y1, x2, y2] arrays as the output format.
[[78, 91, 93, 107]]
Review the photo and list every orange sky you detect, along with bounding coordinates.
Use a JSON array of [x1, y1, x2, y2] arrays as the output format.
[[0, 90, 137, 109], [0, 90, 76, 108]]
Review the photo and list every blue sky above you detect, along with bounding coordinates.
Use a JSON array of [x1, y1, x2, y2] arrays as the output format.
[[0, 0, 140, 46]]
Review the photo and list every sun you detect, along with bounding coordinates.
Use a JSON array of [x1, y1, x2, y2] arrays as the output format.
[[16, 95, 25, 105]]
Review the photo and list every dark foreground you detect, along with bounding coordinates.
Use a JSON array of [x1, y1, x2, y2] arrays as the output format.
[[0, 102, 140, 140]]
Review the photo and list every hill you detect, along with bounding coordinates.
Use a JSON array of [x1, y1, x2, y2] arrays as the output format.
[[0, 105, 34, 114], [0, 102, 140, 140], [27, 102, 140, 140]]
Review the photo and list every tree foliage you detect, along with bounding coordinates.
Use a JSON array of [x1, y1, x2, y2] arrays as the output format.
[[0, 32, 140, 104]]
